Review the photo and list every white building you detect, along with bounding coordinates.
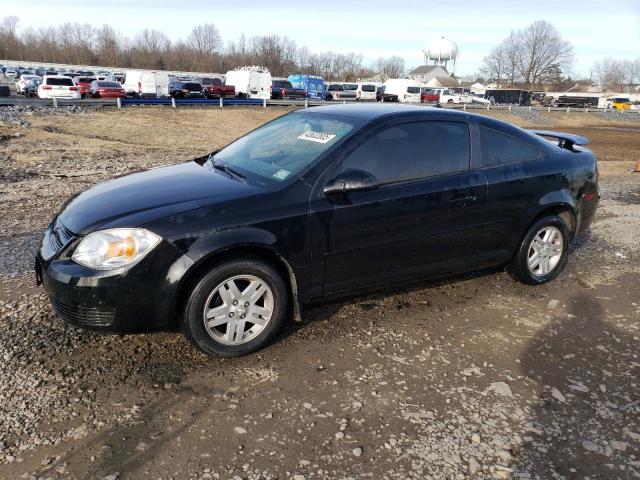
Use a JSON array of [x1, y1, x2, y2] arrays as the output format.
[[408, 65, 458, 87]]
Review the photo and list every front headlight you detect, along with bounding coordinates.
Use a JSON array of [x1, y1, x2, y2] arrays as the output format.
[[71, 228, 161, 271]]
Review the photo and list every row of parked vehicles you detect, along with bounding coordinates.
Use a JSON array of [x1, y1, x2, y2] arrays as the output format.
[[7, 64, 635, 108], [2, 64, 464, 104]]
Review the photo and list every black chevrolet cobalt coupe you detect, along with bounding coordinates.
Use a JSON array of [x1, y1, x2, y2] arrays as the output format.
[[37, 104, 599, 357]]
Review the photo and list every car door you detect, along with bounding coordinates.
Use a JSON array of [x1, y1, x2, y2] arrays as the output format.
[[309, 118, 488, 296]]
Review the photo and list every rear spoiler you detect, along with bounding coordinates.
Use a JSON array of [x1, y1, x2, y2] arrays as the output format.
[[529, 130, 589, 150]]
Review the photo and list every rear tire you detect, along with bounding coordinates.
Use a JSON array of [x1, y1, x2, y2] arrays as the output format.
[[506, 215, 570, 285], [183, 259, 288, 357]]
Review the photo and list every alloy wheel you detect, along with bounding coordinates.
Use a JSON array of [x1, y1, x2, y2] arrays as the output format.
[[202, 274, 274, 345], [527, 226, 563, 276]]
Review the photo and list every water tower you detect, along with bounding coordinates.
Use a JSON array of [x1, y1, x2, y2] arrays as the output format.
[[424, 36, 458, 73]]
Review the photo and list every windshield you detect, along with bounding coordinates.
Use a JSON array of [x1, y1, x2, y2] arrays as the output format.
[[211, 112, 361, 183]]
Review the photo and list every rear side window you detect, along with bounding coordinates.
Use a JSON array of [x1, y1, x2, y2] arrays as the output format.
[[343, 84, 357, 90], [407, 86, 420, 94], [340, 121, 470, 184], [46, 77, 74, 86], [361, 84, 375, 92], [481, 127, 543, 167]]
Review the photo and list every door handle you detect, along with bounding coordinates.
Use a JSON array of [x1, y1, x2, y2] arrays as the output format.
[[449, 195, 477, 206]]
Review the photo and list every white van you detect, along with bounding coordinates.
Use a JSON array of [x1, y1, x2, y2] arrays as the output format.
[[224, 66, 272, 100], [356, 82, 378, 101], [382, 79, 421, 103], [122, 71, 169, 98]]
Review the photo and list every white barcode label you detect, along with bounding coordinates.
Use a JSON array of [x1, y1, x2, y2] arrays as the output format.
[[298, 131, 336, 144]]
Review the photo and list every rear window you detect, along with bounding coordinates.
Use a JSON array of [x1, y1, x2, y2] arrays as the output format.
[[77, 77, 95, 83], [97, 81, 121, 88], [481, 127, 544, 167], [407, 86, 420, 94], [361, 84, 375, 92], [46, 77, 74, 86], [184, 83, 202, 91]]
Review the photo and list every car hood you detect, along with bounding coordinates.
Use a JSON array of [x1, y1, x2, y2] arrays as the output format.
[[59, 160, 263, 235]]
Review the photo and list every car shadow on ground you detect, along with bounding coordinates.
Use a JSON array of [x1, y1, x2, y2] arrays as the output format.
[[514, 290, 639, 478], [278, 265, 505, 341]]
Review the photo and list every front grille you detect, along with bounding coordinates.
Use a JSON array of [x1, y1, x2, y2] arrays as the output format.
[[50, 297, 115, 327], [50, 219, 75, 253]]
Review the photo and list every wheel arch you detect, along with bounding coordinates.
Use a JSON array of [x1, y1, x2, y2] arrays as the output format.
[[525, 202, 577, 241], [173, 244, 301, 328]]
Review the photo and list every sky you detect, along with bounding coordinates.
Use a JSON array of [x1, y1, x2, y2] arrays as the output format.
[[4, 0, 640, 77]]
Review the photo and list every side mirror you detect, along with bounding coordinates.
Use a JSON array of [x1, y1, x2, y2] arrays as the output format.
[[323, 169, 378, 197]]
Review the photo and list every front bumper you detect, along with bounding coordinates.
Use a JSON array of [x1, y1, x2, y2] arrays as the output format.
[[37, 222, 194, 332]]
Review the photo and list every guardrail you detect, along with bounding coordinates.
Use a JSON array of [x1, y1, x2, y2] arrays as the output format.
[[1, 95, 639, 116]]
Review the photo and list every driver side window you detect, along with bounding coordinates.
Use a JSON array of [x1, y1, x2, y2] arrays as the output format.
[[338, 121, 470, 184]]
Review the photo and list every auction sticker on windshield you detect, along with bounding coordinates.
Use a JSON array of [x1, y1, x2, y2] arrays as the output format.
[[273, 169, 291, 180], [298, 131, 337, 144]]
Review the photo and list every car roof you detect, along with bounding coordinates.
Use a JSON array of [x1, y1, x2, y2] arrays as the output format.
[[305, 103, 469, 121], [304, 104, 541, 144]]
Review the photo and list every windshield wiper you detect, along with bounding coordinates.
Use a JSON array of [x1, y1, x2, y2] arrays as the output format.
[[212, 160, 247, 182]]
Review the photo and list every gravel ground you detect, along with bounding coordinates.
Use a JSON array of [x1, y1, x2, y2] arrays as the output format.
[[507, 107, 553, 126], [0, 106, 639, 480]]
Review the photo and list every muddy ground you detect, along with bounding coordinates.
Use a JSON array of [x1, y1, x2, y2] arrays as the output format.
[[0, 106, 639, 480]]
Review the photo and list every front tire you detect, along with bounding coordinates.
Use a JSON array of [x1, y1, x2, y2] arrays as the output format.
[[183, 259, 288, 357], [506, 215, 570, 285]]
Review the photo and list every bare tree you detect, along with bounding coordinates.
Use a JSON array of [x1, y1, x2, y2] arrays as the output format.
[[594, 57, 638, 91], [188, 24, 222, 57], [1, 15, 395, 80], [480, 21, 573, 88], [517, 21, 573, 86], [375, 56, 405, 81], [95, 24, 122, 67]]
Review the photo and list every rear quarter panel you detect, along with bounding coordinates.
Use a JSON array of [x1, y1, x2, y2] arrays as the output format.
[[482, 147, 597, 257]]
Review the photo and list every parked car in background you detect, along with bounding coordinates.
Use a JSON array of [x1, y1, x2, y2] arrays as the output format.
[[224, 67, 272, 100], [376, 86, 398, 103], [169, 81, 204, 98], [122, 71, 169, 98], [355, 83, 377, 101], [287, 74, 325, 100], [5, 69, 17, 78], [382, 79, 421, 103], [421, 88, 440, 103], [271, 79, 306, 100], [89, 80, 126, 98], [37, 75, 81, 99], [429, 88, 472, 104], [16, 74, 42, 94], [73, 76, 96, 98], [195, 77, 235, 98], [36, 105, 599, 358], [607, 97, 632, 110], [24, 78, 43, 97], [324, 83, 357, 101]]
